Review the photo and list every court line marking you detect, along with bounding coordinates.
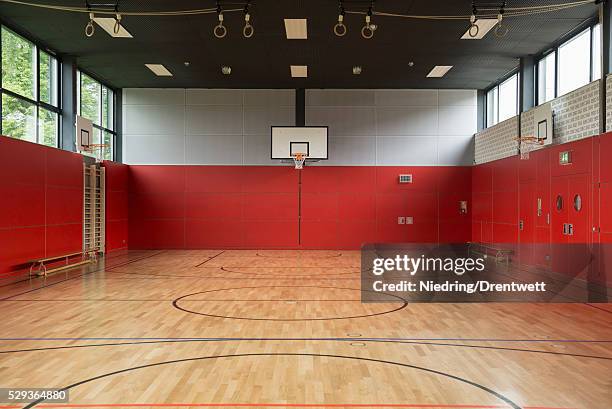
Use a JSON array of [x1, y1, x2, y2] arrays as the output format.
[[18, 353, 523, 409], [1, 337, 609, 342], [0, 251, 165, 302], [194, 251, 226, 267], [0, 404, 576, 409], [0, 338, 610, 360], [172, 285, 408, 321]]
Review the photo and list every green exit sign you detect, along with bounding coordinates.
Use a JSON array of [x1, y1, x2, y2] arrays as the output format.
[[559, 151, 572, 165]]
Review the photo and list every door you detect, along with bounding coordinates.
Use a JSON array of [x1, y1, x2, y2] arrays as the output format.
[[550, 177, 568, 274], [519, 181, 535, 266]]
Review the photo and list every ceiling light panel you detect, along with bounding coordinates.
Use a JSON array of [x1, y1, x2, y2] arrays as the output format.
[[145, 64, 173, 76], [284, 19, 307, 39], [461, 19, 498, 40], [290, 65, 308, 78], [426, 65, 453, 78], [93, 17, 133, 38]]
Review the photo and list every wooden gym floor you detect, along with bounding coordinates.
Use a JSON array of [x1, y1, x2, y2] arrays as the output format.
[[1, 250, 611, 409]]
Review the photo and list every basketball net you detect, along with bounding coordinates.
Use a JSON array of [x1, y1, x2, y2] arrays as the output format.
[[292, 153, 307, 169], [517, 137, 543, 160]]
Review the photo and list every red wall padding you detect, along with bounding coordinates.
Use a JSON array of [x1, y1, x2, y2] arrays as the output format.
[[127, 165, 472, 250], [471, 133, 611, 285], [103, 161, 129, 252], [0, 136, 83, 277]]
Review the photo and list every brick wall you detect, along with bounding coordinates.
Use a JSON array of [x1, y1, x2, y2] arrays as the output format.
[[550, 80, 599, 143], [606, 74, 612, 132], [474, 117, 519, 164], [476, 80, 600, 165]]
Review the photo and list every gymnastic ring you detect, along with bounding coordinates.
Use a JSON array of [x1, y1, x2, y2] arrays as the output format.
[[494, 24, 508, 38], [243, 24, 254, 38], [214, 24, 227, 39], [468, 23, 479, 38], [114, 19, 121, 34], [361, 25, 374, 39], [334, 22, 347, 37], [85, 21, 95, 37]]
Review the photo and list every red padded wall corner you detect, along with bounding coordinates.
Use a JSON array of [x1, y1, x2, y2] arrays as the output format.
[[0, 136, 84, 278], [103, 161, 129, 252]]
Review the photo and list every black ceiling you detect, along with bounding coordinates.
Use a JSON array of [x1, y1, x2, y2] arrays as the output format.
[[0, 0, 599, 90]]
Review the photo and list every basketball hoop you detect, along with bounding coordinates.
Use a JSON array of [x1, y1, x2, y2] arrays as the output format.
[[292, 153, 307, 169], [82, 144, 109, 161], [516, 136, 544, 160]]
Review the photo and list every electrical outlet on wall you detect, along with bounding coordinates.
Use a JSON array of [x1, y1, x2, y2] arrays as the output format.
[[405, 217, 413, 224], [397, 217, 406, 225]]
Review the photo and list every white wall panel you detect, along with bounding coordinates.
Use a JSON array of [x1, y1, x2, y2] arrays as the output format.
[[186, 105, 244, 135], [123, 88, 185, 106], [123, 105, 185, 135], [311, 137, 376, 166], [186, 89, 243, 105], [244, 106, 294, 135], [186, 134, 243, 164], [438, 90, 477, 106], [376, 107, 438, 136], [376, 136, 438, 165], [438, 106, 477, 135], [306, 90, 375, 107], [124, 133, 185, 165], [123, 88, 477, 165], [244, 90, 295, 106], [375, 90, 438, 107], [438, 136, 474, 166], [306, 107, 376, 136]]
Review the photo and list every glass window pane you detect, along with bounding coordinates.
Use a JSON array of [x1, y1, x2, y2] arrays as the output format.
[[592, 24, 601, 81], [498, 74, 518, 122], [102, 87, 114, 130], [2, 93, 36, 142], [39, 108, 58, 147], [40, 51, 59, 106], [80, 72, 101, 125], [538, 52, 556, 104], [558, 28, 591, 96], [1, 27, 36, 100], [486, 87, 498, 127], [103, 131, 114, 161]]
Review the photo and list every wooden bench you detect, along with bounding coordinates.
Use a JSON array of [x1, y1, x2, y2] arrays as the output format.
[[28, 248, 99, 279], [467, 242, 512, 265]]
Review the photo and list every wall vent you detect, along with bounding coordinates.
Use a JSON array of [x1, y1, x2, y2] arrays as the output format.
[[398, 174, 413, 183]]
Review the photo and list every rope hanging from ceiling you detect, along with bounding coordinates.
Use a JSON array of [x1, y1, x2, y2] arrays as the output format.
[[0, 0, 596, 19]]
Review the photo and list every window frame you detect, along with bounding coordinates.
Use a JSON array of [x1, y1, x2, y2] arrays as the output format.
[[77, 69, 117, 161], [533, 18, 599, 105], [0, 24, 61, 147], [484, 70, 520, 128]]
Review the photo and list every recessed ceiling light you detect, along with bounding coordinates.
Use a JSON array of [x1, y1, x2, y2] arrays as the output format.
[[184, 62, 190, 67], [284, 19, 307, 39], [426, 65, 453, 78], [461, 19, 498, 40], [408, 61, 414, 67], [352, 66, 362, 75], [145, 64, 173, 76], [222, 66, 232, 75], [93, 17, 133, 38], [290, 65, 308, 78]]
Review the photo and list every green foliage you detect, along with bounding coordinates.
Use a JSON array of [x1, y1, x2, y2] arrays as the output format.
[[1, 26, 113, 156]]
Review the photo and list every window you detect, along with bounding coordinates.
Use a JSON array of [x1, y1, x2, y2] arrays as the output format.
[[78, 71, 115, 161], [592, 24, 601, 81], [558, 28, 591, 96], [486, 87, 498, 127], [537, 52, 556, 104], [535, 23, 600, 105], [0, 26, 60, 148], [485, 73, 518, 127], [498, 74, 518, 122]]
